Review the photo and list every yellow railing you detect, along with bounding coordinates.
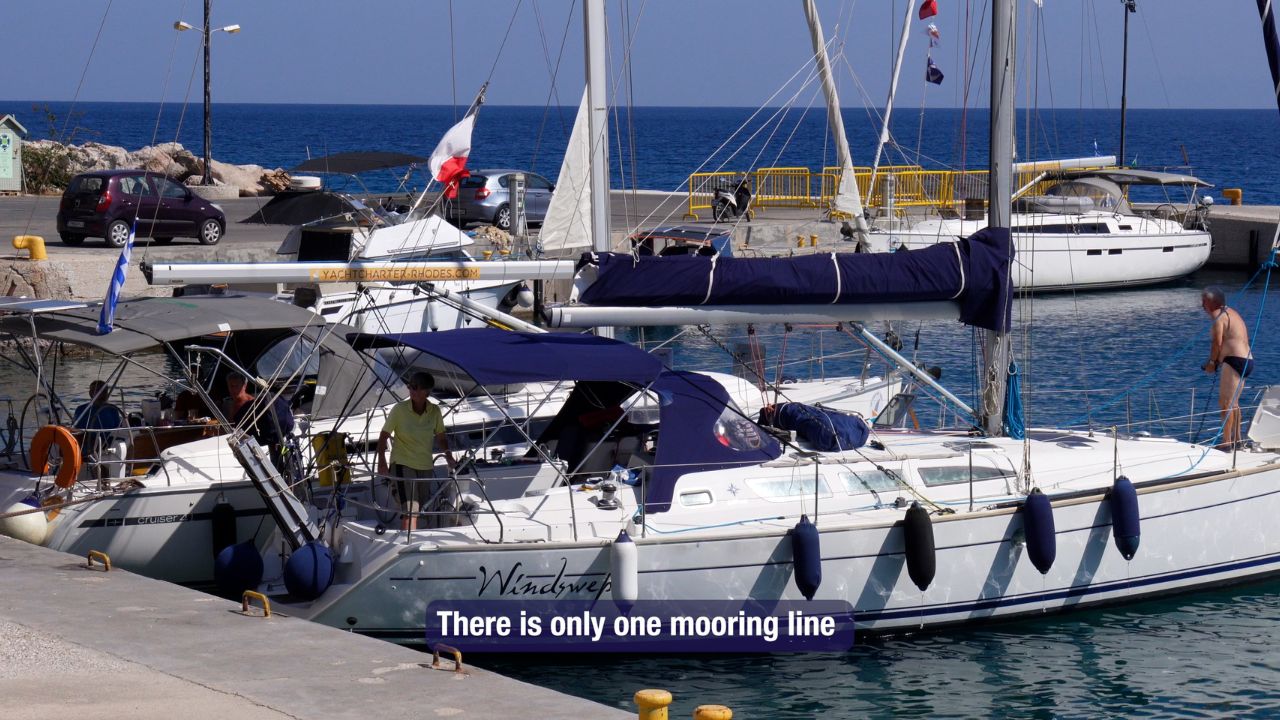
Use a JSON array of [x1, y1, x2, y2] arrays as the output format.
[[686, 164, 1111, 220]]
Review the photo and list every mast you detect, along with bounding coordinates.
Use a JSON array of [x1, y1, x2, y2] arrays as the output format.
[[1119, 1, 1136, 166], [981, 0, 1015, 436], [584, 0, 613, 338], [801, 0, 869, 238], [867, 2, 915, 206]]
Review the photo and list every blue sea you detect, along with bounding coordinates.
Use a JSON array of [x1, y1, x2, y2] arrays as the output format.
[[10, 101, 1280, 204], [6, 101, 1280, 717]]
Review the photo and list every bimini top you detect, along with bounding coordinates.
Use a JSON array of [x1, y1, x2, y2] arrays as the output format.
[[0, 295, 329, 354], [1051, 168, 1212, 188], [349, 329, 665, 386], [290, 151, 429, 175]]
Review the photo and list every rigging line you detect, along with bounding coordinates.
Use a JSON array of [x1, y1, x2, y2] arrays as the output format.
[[1136, 3, 1174, 110], [449, 0, 458, 121], [1088, 0, 1112, 110], [483, 0, 528, 87], [529, 0, 577, 172]]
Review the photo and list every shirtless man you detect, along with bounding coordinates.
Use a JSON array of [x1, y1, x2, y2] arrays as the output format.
[[1201, 286, 1254, 450]]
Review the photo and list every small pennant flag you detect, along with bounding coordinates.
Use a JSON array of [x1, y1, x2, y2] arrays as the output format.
[[97, 218, 136, 334], [919, 0, 938, 20], [927, 23, 941, 47], [926, 56, 945, 85]]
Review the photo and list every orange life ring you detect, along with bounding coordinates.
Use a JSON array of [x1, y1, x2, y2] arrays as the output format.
[[30, 425, 82, 490]]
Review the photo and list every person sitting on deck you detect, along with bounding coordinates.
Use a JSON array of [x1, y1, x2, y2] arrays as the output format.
[[71, 380, 122, 432]]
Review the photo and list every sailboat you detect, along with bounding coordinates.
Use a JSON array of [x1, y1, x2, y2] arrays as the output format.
[[842, 2, 1214, 291], [250, 0, 1280, 643]]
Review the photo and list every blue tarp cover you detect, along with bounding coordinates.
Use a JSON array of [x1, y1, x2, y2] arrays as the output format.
[[648, 371, 782, 513], [579, 227, 1013, 332], [348, 329, 664, 385], [764, 403, 869, 453]]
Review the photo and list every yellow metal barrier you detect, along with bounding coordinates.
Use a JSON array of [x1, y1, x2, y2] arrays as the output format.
[[86, 550, 111, 571], [688, 164, 1117, 220], [13, 235, 47, 261], [241, 590, 271, 617], [635, 689, 673, 720]]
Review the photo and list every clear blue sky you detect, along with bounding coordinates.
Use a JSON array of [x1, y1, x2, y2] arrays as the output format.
[[2, 0, 1274, 110]]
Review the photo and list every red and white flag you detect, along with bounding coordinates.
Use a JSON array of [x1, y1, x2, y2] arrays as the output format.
[[919, 0, 938, 20], [429, 85, 487, 199], [429, 115, 476, 199]]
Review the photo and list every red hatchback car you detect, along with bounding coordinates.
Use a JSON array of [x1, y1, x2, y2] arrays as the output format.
[[57, 170, 226, 247]]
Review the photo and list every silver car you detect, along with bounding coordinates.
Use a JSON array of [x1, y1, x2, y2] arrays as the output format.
[[447, 169, 554, 231]]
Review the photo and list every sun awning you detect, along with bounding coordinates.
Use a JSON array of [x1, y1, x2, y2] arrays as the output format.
[[1051, 168, 1212, 187], [0, 296, 329, 354], [348, 328, 665, 386], [289, 151, 429, 175]]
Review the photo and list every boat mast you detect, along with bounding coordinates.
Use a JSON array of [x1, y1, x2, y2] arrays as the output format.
[[1118, 1, 1136, 166], [584, 0, 613, 339], [981, 0, 1015, 436], [801, 0, 869, 239], [867, 1, 916, 208]]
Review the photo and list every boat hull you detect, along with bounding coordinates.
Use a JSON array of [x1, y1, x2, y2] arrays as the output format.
[[298, 465, 1280, 642]]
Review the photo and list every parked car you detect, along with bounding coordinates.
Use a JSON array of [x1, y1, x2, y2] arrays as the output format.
[[57, 170, 226, 247], [446, 169, 554, 231]]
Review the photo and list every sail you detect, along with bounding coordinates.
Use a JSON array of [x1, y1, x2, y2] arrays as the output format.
[[575, 227, 1013, 332], [801, 0, 867, 226], [539, 90, 593, 252]]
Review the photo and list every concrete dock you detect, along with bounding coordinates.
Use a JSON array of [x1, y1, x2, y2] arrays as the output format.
[[0, 536, 630, 719]]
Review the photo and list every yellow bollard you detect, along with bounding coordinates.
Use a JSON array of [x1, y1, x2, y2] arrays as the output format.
[[795, 235, 804, 248], [694, 706, 733, 720], [13, 235, 47, 261], [1223, 188, 1243, 206], [635, 689, 673, 720], [809, 234, 818, 247]]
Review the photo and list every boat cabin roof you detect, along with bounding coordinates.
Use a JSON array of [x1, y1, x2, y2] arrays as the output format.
[[1051, 168, 1212, 188]]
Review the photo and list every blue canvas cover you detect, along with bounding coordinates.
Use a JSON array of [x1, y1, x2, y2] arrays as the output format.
[[764, 403, 869, 452], [349, 329, 664, 385], [579, 226, 1013, 332], [647, 371, 782, 513]]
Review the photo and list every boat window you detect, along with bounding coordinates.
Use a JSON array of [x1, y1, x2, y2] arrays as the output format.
[[255, 336, 321, 379], [1044, 179, 1123, 210], [712, 404, 769, 452], [839, 469, 898, 494], [747, 476, 832, 502], [679, 490, 713, 507], [918, 464, 1015, 487]]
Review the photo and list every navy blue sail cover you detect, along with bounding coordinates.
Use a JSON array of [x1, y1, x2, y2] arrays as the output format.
[[648, 371, 782, 513], [349, 329, 664, 385], [762, 403, 869, 453], [579, 226, 1013, 332]]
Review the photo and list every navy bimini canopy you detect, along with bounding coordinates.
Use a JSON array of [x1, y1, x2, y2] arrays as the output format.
[[580, 226, 1013, 332], [648, 371, 782, 513], [348, 329, 665, 386]]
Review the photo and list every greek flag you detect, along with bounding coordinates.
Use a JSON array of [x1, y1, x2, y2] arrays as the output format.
[[96, 219, 136, 334]]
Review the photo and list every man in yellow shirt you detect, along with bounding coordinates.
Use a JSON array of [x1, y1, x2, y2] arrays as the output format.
[[376, 372, 456, 531]]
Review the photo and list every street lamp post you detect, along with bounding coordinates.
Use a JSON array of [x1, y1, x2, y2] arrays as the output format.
[[175, 0, 239, 186]]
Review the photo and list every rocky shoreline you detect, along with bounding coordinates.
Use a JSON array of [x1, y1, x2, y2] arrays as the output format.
[[23, 140, 290, 197]]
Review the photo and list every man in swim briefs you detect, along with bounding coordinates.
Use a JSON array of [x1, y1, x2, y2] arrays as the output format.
[[1201, 286, 1254, 450]]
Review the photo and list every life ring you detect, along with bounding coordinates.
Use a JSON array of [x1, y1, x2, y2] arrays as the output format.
[[30, 425, 82, 489]]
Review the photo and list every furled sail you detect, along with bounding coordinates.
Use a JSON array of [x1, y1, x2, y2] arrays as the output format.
[[571, 227, 1012, 332], [538, 90, 593, 252]]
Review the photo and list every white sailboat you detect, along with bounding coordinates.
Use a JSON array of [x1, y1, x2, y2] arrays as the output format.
[[255, 0, 1280, 644]]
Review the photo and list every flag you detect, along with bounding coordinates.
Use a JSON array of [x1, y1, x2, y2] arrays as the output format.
[[97, 219, 136, 335], [926, 57, 945, 85], [919, 0, 938, 20], [927, 23, 941, 47], [429, 84, 487, 199]]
